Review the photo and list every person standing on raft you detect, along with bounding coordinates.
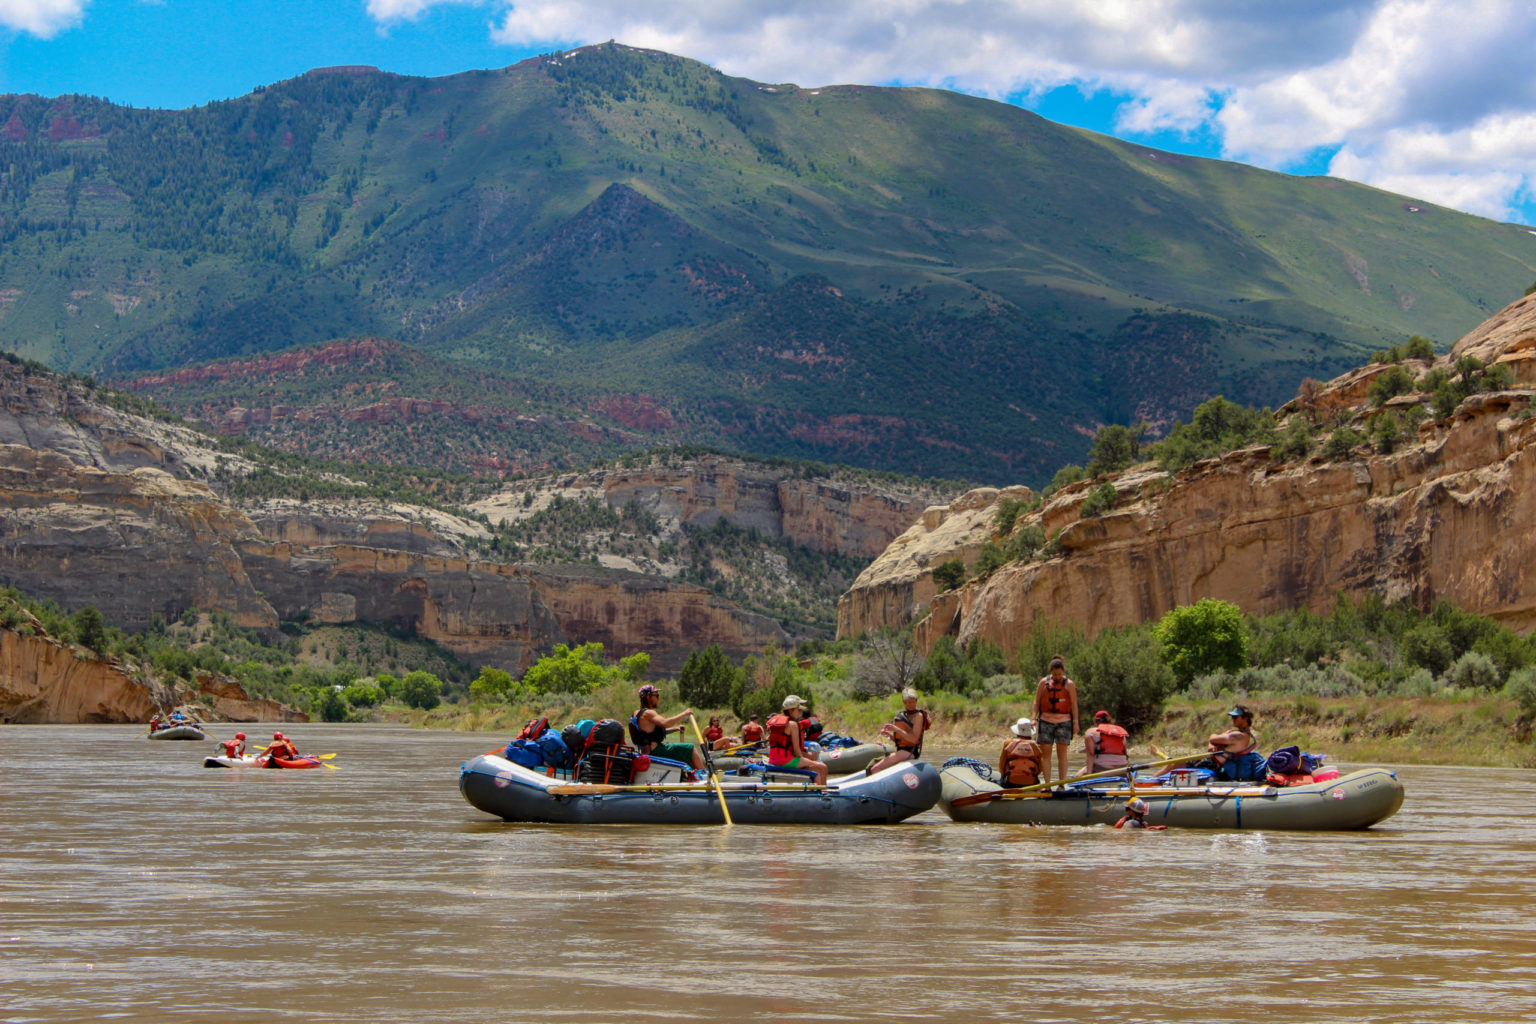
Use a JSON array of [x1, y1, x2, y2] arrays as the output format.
[[1032, 656, 1078, 785]]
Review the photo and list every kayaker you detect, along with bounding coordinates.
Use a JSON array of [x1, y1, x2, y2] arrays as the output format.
[[766, 695, 828, 784], [1208, 705, 1265, 781], [999, 717, 1044, 787], [866, 687, 930, 776], [220, 732, 247, 759], [630, 684, 706, 770], [265, 731, 300, 762], [739, 714, 764, 746], [1114, 797, 1167, 830], [1032, 656, 1079, 785], [1079, 710, 1130, 775]]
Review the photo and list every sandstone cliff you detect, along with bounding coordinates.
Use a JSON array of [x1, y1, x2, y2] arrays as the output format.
[[839, 293, 1536, 652]]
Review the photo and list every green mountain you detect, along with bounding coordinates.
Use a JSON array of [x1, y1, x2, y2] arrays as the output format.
[[4, 43, 1534, 484]]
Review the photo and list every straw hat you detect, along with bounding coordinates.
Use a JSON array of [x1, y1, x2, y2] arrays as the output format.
[[1010, 716, 1035, 738]]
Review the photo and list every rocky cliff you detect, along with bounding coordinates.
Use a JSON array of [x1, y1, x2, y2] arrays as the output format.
[[839, 293, 1536, 652], [0, 364, 797, 685]]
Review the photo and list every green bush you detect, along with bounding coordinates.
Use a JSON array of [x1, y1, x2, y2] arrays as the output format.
[[932, 559, 966, 592], [1504, 667, 1536, 719], [1079, 483, 1118, 518], [1086, 423, 1144, 477], [1271, 418, 1313, 460], [971, 541, 1009, 578], [400, 670, 443, 710], [468, 666, 517, 703], [1405, 335, 1436, 359], [1373, 413, 1403, 454], [677, 644, 742, 708], [1322, 427, 1364, 459], [1150, 397, 1276, 471], [72, 606, 109, 653], [316, 686, 349, 722], [342, 681, 385, 707], [1368, 366, 1416, 406], [994, 497, 1028, 537], [1447, 651, 1500, 690], [1155, 598, 1249, 686], [1044, 464, 1086, 496], [1070, 625, 1176, 733]]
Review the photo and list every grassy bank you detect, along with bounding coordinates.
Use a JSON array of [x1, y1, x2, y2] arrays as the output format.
[[376, 690, 1536, 769]]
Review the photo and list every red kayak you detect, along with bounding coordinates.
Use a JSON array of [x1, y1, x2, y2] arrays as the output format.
[[259, 754, 322, 769]]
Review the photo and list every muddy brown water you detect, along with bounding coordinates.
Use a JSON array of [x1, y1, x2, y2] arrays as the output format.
[[2, 725, 1533, 1023]]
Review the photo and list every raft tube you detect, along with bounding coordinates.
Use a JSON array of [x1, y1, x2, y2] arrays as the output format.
[[712, 741, 893, 774], [459, 755, 941, 825], [148, 725, 208, 741], [202, 754, 261, 768], [939, 763, 1404, 830]]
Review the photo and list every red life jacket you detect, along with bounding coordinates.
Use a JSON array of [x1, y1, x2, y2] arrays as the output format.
[[766, 714, 794, 764], [222, 740, 242, 758], [1093, 723, 1128, 756], [740, 721, 764, 743], [1040, 680, 1072, 715], [705, 724, 723, 743]]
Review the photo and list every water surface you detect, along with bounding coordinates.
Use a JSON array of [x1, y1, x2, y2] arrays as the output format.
[[2, 725, 1532, 1023]]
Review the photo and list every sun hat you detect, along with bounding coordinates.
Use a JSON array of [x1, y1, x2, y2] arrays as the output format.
[[782, 694, 807, 710], [1010, 716, 1035, 738]]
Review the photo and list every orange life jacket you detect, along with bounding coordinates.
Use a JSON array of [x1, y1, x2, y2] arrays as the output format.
[[766, 713, 794, 764], [1000, 738, 1042, 787], [740, 721, 764, 743], [1093, 723, 1128, 757], [1040, 679, 1072, 715]]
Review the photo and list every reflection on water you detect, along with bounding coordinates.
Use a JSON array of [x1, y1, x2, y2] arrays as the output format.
[[2, 726, 1533, 1023]]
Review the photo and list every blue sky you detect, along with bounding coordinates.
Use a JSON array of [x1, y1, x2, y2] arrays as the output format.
[[1, 0, 1530, 224]]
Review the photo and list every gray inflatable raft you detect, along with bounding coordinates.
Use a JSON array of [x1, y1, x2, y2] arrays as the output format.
[[712, 741, 893, 774], [939, 763, 1404, 830], [148, 725, 208, 740], [459, 754, 940, 825]]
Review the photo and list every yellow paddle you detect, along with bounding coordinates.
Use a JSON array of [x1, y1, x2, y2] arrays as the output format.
[[688, 713, 732, 826]]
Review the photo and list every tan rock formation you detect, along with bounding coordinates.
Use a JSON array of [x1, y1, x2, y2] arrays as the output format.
[[841, 292, 1536, 652]]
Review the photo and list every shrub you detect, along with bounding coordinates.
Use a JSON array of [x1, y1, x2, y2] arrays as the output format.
[[1271, 418, 1312, 461], [1005, 523, 1046, 562], [1504, 667, 1536, 720], [1086, 423, 1144, 477], [994, 497, 1027, 537], [1150, 397, 1276, 471], [932, 559, 966, 592], [1405, 335, 1436, 360], [677, 644, 741, 708], [1447, 651, 1501, 690], [400, 670, 443, 710], [521, 642, 611, 695], [1322, 427, 1364, 459], [913, 635, 979, 695], [343, 681, 385, 707], [468, 666, 517, 703], [1044, 464, 1086, 496], [1069, 625, 1176, 733], [72, 606, 109, 652], [1373, 413, 1403, 454], [1401, 624, 1454, 676], [1156, 598, 1249, 686], [1368, 366, 1416, 406], [316, 686, 349, 722], [972, 541, 1009, 578], [1079, 483, 1118, 518]]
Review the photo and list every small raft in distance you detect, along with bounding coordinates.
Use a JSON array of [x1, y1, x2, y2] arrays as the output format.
[[149, 724, 207, 741], [939, 762, 1404, 830], [459, 754, 941, 825]]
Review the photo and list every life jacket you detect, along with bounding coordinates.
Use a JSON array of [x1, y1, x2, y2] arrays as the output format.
[[801, 715, 824, 742], [1000, 738, 1042, 787], [1093, 723, 1128, 757], [705, 724, 723, 743], [221, 740, 242, 758], [1040, 679, 1072, 715], [766, 713, 794, 764], [740, 721, 764, 743], [628, 712, 668, 751], [893, 709, 929, 756], [516, 716, 550, 741]]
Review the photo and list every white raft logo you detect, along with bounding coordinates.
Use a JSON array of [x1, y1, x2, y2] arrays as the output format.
[[902, 772, 920, 789], [1329, 788, 1346, 801]]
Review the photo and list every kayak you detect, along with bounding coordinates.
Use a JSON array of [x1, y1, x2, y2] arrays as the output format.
[[938, 762, 1404, 831], [459, 754, 942, 825], [148, 725, 208, 740], [202, 754, 323, 769], [712, 741, 893, 774]]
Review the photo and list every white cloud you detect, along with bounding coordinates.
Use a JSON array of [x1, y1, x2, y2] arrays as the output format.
[[365, 0, 482, 25], [374, 0, 1536, 222], [0, 0, 87, 37]]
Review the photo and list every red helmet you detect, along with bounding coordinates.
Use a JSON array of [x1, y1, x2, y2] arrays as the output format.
[[235, 732, 246, 740], [273, 732, 284, 740]]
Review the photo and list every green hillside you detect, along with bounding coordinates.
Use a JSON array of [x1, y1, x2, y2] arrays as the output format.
[[3, 43, 1533, 484]]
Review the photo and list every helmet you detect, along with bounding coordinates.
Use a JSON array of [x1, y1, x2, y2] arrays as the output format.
[[235, 732, 245, 740], [1127, 798, 1149, 814], [273, 732, 284, 740]]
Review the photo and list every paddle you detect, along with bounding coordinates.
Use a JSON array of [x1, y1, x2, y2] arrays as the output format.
[[719, 739, 764, 756], [687, 713, 733, 826], [949, 752, 1202, 808]]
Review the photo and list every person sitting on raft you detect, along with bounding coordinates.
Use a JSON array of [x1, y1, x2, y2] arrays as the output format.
[[1078, 710, 1130, 776], [630, 684, 706, 770], [148, 714, 162, 733], [766, 695, 828, 784], [866, 687, 931, 776], [1207, 705, 1265, 781], [999, 717, 1044, 788], [1114, 797, 1167, 830], [220, 732, 247, 759], [264, 731, 300, 763], [704, 715, 740, 751], [738, 714, 764, 747]]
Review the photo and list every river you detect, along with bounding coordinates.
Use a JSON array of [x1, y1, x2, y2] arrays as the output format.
[[2, 724, 1532, 1023]]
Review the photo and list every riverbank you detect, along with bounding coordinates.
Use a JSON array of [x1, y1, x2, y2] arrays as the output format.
[[377, 691, 1535, 768]]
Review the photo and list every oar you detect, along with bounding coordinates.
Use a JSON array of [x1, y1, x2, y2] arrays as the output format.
[[547, 781, 828, 795], [950, 753, 1201, 808], [687, 713, 733, 826], [719, 739, 763, 755]]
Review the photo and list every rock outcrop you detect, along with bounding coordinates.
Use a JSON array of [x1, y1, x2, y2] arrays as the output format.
[[471, 455, 942, 560], [839, 293, 1536, 651]]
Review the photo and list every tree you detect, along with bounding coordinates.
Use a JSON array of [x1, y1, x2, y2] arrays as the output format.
[[399, 670, 443, 710], [469, 666, 516, 703], [343, 680, 385, 708], [932, 559, 966, 592], [677, 644, 740, 708], [72, 605, 109, 653], [1086, 423, 1145, 477], [316, 686, 349, 722], [853, 628, 925, 698], [1070, 626, 1177, 733], [1155, 599, 1249, 685]]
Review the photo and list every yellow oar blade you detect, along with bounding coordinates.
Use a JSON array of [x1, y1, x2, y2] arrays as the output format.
[[320, 762, 341, 770]]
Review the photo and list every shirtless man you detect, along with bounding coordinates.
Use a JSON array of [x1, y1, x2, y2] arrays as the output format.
[[1208, 705, 1265, 781]]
